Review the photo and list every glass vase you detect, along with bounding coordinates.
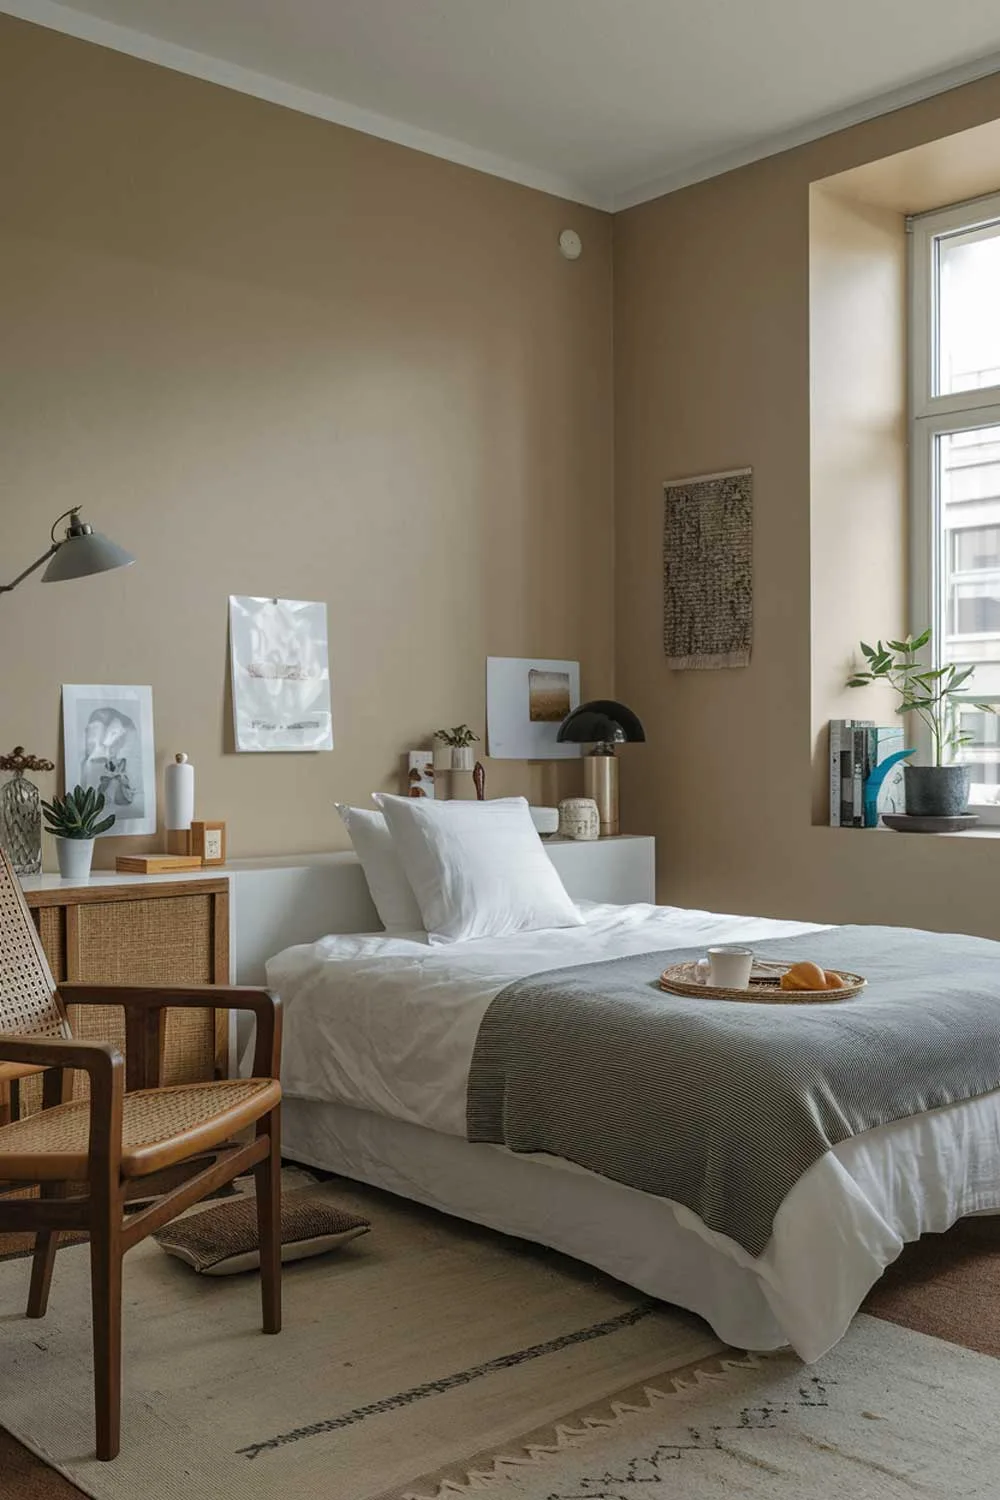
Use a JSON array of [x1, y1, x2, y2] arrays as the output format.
[[0, 770, 43, 875]]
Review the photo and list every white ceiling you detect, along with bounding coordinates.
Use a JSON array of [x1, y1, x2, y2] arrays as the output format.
[[8, 0, 1000, 208]]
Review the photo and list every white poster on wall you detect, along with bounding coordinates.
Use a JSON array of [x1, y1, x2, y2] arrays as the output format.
[[62, 684, 157, 836], [486, 656, 581, 759], [229, 596, 334, 753]]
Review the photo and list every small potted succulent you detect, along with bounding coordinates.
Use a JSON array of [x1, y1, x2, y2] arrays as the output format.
[[42, 785, 115, 879], [847, 628, 996, 817], [434, 724, 481, 772]]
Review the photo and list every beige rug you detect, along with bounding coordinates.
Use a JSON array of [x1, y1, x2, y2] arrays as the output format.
[[0, 1176, 721, 1500], [418, 1314, 1000, 1499]]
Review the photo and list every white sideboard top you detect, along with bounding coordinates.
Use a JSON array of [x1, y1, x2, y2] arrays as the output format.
[[18, 837, 656, 993], [17, 837, 653, 895]]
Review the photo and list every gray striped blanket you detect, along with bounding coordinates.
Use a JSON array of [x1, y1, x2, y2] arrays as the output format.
[[466, 926, 1000, 1257]]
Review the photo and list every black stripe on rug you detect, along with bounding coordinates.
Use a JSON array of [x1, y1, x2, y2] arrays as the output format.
[[236, 1300, 658, 1460]]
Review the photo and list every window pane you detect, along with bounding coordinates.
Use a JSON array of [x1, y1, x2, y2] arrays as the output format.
[[954, 706, 1000, 806], [938, 223, 1000, 395], [952, 525, 1000, 572], [938, 426, 1000, 803]]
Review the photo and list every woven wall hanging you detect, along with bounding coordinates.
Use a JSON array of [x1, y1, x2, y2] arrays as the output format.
[[663, 466, 752, 669]]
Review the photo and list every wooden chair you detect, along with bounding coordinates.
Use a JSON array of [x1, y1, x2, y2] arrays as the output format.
[[0, 852, 283, 1461]]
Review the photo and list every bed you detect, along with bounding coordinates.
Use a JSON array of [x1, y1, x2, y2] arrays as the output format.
[[268, 897, 1000, 1363]]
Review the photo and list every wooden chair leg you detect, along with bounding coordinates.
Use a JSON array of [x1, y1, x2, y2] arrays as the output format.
[[254, 1108, 282, 1335], [28, 1070, 75, 1318], [26, 1227, 59, 1319], [89, 1188, 124, 1462]]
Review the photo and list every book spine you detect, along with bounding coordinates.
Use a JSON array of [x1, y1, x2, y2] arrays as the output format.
[[852, 726, 865, 827], [864, 727, 877, 826], [840, 722, 854, 827], [829, 721, 842, 826]]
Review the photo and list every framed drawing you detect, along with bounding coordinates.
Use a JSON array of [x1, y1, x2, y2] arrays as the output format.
[[61, 684, 156, 838], [229, 596, 334, 753], [486, 657, 581, 760]]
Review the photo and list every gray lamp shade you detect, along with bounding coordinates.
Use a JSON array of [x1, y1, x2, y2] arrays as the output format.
[[557, 699, 645, 747], [41, 529, 135, 584]]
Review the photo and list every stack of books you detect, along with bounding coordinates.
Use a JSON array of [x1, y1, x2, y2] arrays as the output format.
[[829, 720, 907, 827]]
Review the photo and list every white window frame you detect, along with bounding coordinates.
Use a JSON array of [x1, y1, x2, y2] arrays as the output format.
[[909, 191, 1000, 821]]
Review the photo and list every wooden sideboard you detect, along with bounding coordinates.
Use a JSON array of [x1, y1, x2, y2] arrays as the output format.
[[21, 877, 229, 1105]]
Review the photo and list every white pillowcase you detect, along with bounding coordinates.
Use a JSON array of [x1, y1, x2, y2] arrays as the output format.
[[373, 794, 583, 944], [335, 804, 424, 933]]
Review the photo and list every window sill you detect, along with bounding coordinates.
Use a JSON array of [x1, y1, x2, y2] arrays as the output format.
[[815, 824, 1000, 840]]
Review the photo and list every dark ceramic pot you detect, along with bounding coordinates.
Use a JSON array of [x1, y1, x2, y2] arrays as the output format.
[[904, 764, 971, 817]]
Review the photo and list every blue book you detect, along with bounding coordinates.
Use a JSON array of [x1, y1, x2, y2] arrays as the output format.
[[863, 727, 912, 827]]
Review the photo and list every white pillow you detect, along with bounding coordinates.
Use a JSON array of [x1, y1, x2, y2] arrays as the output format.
[[335, 804, 424, 933], [373, 794, 583, 944]]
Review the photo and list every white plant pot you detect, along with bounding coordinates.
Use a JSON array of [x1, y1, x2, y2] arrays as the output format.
[[432, 740, 454, 775], [55, 837, 95, 880], [451, 746, 475, 771]]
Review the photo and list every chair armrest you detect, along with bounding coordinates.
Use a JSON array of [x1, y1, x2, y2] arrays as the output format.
[[0, 1034, 122, 1080], [0, 1036, 124, 1173], [57, 984, 282, 1083]]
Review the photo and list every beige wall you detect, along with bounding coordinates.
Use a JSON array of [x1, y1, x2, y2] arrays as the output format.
[[0, 16, 613, 867], [808, 185, 907, 822], [614, 74, 1000, 938], [7, 13, 1000, 921]]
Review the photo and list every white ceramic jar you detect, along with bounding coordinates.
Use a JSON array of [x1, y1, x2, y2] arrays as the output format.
[[558, 797, 600, 841]]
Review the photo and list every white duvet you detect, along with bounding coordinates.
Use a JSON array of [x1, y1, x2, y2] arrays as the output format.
[[269, 901, 1000, 1359]]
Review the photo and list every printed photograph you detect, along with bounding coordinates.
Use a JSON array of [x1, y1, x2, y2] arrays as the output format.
[[406, 751, 435, 798], [486, 657, 581, 760], [528, 668, 572, 723]]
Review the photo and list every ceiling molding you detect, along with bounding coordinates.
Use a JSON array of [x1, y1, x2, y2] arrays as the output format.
[[0, 0, 611, 210], [5, 0, 1000, 215], [613, 47, 1000, 210]]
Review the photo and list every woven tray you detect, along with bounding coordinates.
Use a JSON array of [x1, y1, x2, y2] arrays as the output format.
[[658, 959, 867, 1003]]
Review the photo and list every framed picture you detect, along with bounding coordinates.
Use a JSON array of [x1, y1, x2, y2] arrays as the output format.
[[406, 751, 435, 798], [191, 820, 227, 866], [486, 657, 581, 760], [229, 596, 334, 753], [61, 684, 156, 838]]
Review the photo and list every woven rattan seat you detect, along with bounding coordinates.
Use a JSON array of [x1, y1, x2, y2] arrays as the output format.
[[0, 1077, 281, 1180]]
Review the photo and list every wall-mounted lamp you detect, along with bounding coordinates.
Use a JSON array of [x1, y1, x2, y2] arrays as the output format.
[[1, 508, 135, 596]]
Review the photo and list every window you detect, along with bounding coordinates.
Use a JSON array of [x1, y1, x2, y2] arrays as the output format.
[[910, 193, 1000, 813]]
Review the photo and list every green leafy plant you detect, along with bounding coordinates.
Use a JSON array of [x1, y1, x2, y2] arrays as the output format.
[[846, 628, 995, 766], [42, 785, 116, 841], [434, 724, 480, 748]]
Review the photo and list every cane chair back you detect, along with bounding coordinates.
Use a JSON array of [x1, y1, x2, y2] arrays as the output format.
[[0, 854, 69, 1041]]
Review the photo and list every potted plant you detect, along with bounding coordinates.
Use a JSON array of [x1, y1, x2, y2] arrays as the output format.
[[846, 629, 995, 817], [42, 785, 115, 879], [434, 724, 481, 772]]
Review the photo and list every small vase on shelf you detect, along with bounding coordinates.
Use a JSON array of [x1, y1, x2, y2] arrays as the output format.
[[0, 747, 55, 876]]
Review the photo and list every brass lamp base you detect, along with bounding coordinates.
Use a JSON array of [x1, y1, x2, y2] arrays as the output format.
[[583, 753, 618, 837]]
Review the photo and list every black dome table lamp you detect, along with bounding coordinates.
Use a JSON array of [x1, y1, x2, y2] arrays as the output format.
[[557, 699, 645, 837]]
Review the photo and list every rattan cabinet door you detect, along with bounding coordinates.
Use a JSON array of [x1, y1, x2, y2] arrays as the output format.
[[68, 893, 218, 1086]]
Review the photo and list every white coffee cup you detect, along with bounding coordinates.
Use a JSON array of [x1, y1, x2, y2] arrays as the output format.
[[707, 945, 754, 989]]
